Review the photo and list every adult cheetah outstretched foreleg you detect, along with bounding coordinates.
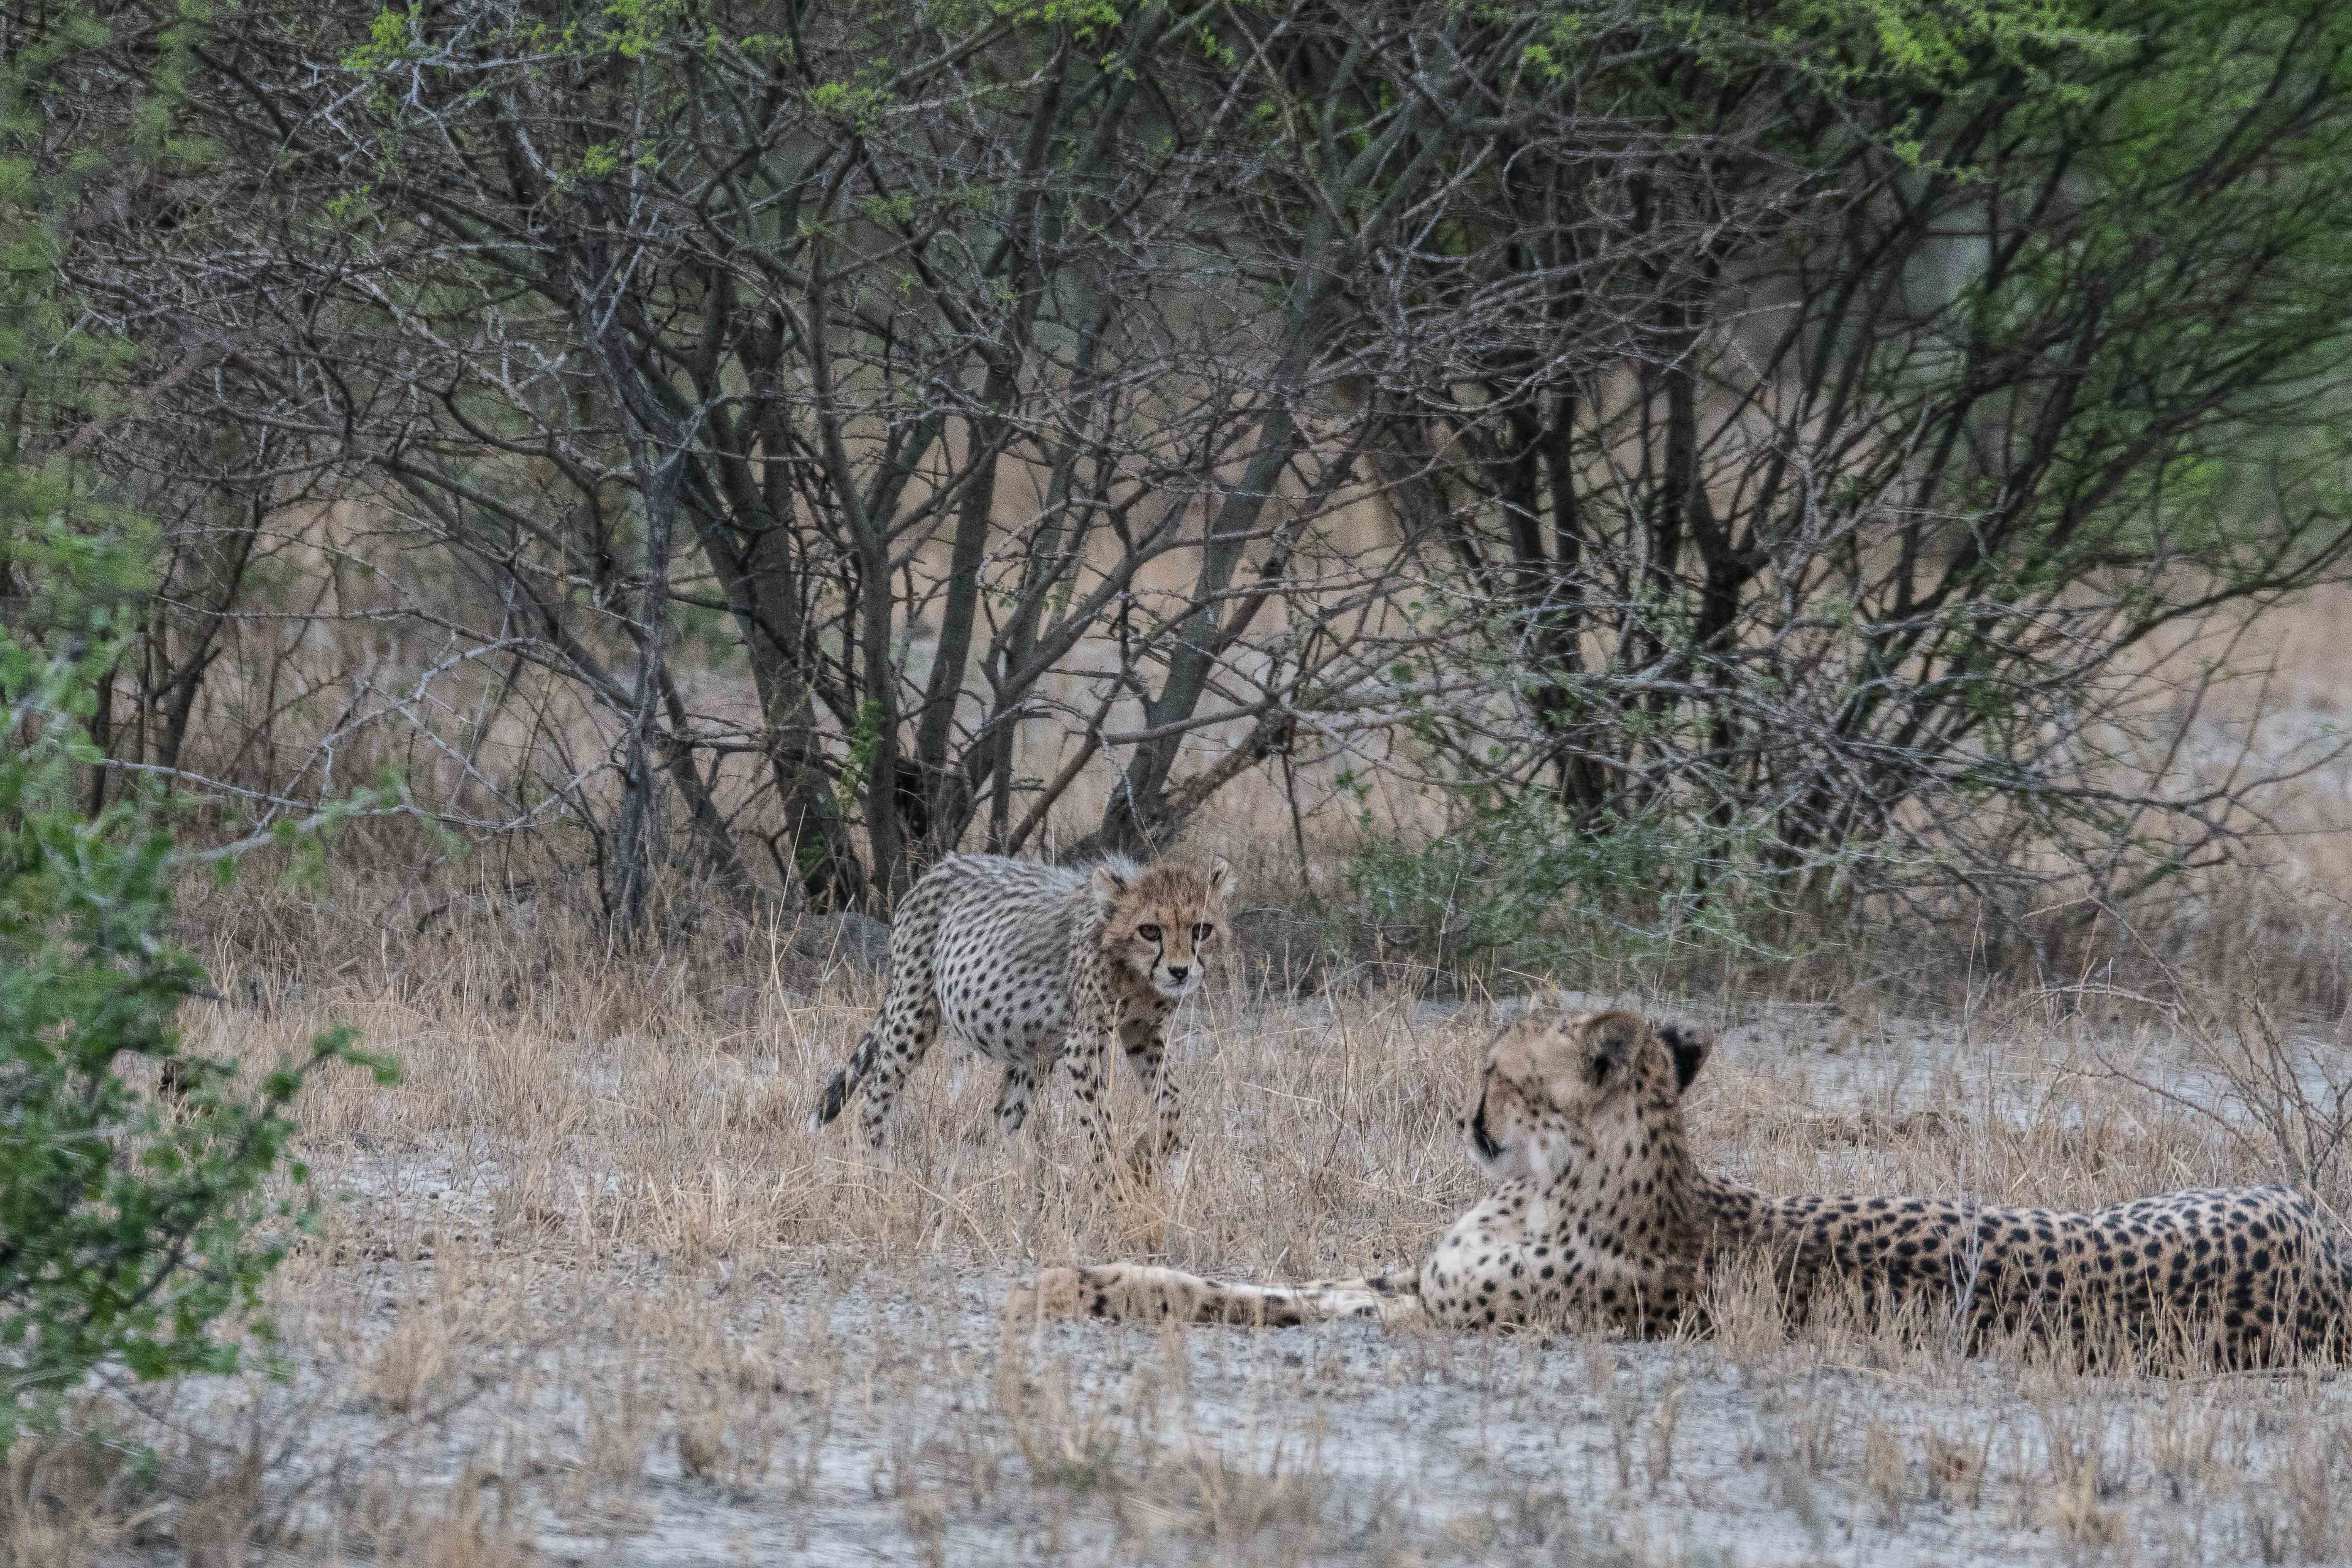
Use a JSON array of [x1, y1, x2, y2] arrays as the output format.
[[1008, 1264, 1428, 1329]]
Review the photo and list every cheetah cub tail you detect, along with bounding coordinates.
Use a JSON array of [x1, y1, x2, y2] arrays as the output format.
[[808, 1027, 881, 1131]]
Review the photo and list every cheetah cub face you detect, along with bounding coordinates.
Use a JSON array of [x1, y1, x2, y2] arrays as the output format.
[[1092, 857, 1238, 999], [1458, 1007, 1718, 1188]]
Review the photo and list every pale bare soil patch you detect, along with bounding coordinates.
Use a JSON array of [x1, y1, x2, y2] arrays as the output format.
[[16, 885, 2352, 1567]]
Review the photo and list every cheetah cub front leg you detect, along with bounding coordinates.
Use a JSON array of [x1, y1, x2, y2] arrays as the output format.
[[1117, 1011, 1181, 1176], [1058, 994, 1129, 1190], [1060, 981, 1186, 1192], [986, 1063, 1041, 1143]]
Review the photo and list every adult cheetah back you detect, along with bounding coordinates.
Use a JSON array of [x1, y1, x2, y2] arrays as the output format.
[[1733, 1184, 2352, 1366]]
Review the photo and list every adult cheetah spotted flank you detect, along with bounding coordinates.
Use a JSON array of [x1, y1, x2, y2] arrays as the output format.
[[1010, 1004, 2352, 1369], [810, 852, 1235, 1173]]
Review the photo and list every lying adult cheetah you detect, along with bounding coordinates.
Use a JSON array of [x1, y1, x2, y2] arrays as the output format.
[[1010, 1005, 2352, 1368], [811, 852, 1235, 1172]]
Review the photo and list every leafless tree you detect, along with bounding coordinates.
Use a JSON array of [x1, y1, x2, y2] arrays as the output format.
[[38, 0, 2352, 961], [76, 0, 1568, 917], [1313, 1, 2352, 961]]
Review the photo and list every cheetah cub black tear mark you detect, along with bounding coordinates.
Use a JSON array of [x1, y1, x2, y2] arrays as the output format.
[[1009, 1002, 2352, 1370], [810, 852, 1236, 1178]]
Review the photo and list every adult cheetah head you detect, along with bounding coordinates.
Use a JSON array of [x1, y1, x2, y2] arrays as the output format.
[[1090, 856, 1238, 1000], [1460, 1005, 1715, 1187]]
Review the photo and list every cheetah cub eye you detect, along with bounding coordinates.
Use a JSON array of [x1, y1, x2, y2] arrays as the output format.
[[1137, 923, 1162, 942], [1192, 923, 1215, 942]]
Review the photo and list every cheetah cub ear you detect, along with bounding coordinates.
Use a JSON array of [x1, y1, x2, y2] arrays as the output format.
[[1208, 856, 1236, 901], [1091, 863, 1130, 901]]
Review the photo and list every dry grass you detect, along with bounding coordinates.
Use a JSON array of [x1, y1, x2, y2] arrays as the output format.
[[20, 838, 2352, 1565]]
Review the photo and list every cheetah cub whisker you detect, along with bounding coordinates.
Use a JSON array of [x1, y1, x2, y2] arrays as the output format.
[[1009, 1003, 2352, 1370], [809, 852, 1236, 1178]]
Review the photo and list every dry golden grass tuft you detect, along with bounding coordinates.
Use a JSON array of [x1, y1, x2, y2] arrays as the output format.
[[0, 1421, 148, 1568]]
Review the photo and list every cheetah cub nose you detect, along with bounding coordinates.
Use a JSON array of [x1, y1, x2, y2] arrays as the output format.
[[1165, 965, 1189, 983]]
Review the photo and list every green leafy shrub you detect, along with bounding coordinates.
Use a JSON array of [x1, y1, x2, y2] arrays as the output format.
[[1343, 794, 1813, 984], [1, 625, 392, 1448]]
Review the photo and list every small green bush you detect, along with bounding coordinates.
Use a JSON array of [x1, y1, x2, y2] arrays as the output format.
[[1343, 794, 1808, 983], [1, 624, 392, 1448]]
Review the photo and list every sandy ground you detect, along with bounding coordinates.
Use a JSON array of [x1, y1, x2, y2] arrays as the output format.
[[79, 991, 2351, 1568]]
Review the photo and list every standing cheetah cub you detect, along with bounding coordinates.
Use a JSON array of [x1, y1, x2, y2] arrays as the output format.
[[809, 853, 1236, 1173]]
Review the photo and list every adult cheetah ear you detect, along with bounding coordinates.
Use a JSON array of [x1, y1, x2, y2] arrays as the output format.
[[1659, 1022, 1714, 1095], [1091, 863, 1130, 901], [1579, 1011, 1647, 1090], [1208, 856, 1236, 901]]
